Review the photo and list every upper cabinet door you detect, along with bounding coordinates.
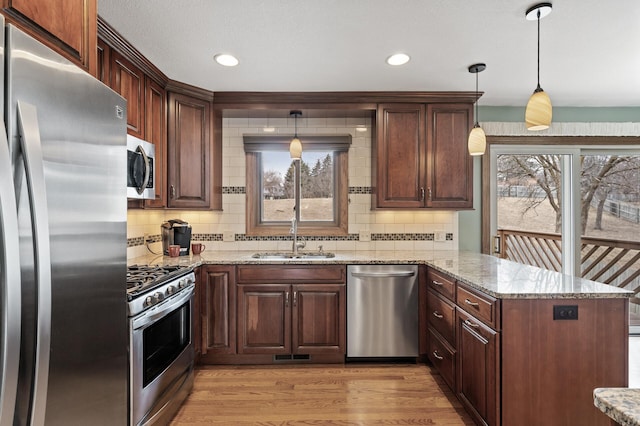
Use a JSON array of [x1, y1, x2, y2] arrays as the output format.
[[376, 103, 426, 208], [110, 50, 145, 138], [144, 77, 167, 208], [426, 103, 473, 209], [3, 0, 97, 75], [167, 92, 211, 209]]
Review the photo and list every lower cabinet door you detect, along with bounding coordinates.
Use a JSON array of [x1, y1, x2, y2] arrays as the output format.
[[456, 308, 500, 426], [292, 284, 346, 355], [427, 328, 455, 389], [237, 284, 291, 354]]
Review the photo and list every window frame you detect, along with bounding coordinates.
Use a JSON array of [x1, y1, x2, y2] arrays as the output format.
[[244, 135, 350, 237], [483, 136, 640, 274]]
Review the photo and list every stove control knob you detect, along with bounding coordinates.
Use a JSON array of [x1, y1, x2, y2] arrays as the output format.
[[177, 280, 184, 289], [166, 285, 176, 295], [185, 277, 194, 286], [154, 291, 164, 302], [144, 296, 154, 307]]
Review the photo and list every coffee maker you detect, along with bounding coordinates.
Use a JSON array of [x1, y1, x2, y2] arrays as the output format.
[[161, 219, 192, 256]]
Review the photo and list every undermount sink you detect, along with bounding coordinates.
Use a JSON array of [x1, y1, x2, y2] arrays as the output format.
[[251, 251, 335, 259]]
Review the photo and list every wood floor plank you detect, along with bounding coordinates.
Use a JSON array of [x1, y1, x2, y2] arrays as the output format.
[[171, 363, 474, 425]]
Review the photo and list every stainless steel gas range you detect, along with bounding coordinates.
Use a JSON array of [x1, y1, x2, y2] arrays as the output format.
[[127, 265, 196, 426]]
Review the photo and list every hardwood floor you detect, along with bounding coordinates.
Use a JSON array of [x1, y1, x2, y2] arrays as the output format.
[[171, 363, 474, 425]]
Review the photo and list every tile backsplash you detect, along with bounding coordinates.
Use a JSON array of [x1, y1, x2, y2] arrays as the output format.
[[127, 112, 458, 259]]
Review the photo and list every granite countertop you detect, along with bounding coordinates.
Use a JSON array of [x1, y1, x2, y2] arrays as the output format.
[[594, 388, 640, 426], [129, 250, 633, 300]]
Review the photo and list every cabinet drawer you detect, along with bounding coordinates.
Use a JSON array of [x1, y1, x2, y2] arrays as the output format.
[[427, 328, 455, 390], [427, 269, 455, 301], [237, 265, 346, 284], [427, 291, 455, 345], [456, 284, 499, 328]]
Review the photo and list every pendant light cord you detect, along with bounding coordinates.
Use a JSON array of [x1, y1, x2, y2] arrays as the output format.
[[475, 71, 479, 126], [536, 9, 541, 90]]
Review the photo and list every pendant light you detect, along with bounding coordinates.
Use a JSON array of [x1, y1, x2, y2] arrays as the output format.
[[525, 2, 553, 131], [289, 110, 302, 160], [468, 63, 487, 156]]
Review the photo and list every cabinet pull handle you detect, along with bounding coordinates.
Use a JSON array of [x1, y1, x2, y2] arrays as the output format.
[[428, 187, 432, 200], [464, 319, 480, 328], [432, 311, 444, 319], [285, 291, 289, 308], [432, 280, 443, 286], [432, 350, 444, 360], [420, 187, 425, 201], [170, 185, 176, 199], [293, 291, 297, 306], [464, 298, 480, 308]]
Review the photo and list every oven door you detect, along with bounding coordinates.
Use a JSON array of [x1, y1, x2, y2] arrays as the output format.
[[127, 134, 156, 200], [130, 287, 194, 426]]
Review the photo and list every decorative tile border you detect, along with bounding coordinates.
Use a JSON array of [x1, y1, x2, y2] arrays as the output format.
[[127, 232, 452, 247], [223, 186, 373, 195], [349, 186, 372, 194], [222, 186, 246, 194]]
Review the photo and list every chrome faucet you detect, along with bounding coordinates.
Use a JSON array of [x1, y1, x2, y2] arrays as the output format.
[[290, 217, 306, 255]]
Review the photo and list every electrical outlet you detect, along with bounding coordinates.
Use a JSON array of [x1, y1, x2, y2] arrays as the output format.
[[434, 232, 446, 242], [553, 305, 578, 320], [359, 230, 371, 242], [222, 231, 235, 242], [143, 233, 150, 243]]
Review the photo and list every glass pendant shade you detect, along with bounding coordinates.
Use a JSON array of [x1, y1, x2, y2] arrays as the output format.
[[525, 89, 552, 130], [289, 137, 302, 159], [468, 125, 486, 156]]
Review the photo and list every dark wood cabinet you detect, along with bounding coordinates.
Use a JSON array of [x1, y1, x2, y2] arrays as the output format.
[[376, 103, 426, 208], [235, 265, 346, 363], [167, 91, 213, 209], [237, 283, 346, 357], [237, 284, 291, 355], [374, 102, 473, 209], [200, 265, 236, 360], [143, 77, 167, 208], [456, 307, 500, 426], [292, 284, 345, 355], [111, 50, 145, 138], [2, 0, 97, 75]]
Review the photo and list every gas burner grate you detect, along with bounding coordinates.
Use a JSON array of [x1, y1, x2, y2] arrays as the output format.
[[126, 264, 191, 297]]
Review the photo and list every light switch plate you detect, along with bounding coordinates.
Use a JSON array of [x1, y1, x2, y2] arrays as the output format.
[[434, 232, 446, 242], [359, 230, 371, 242], [222, 231, 235, 242]]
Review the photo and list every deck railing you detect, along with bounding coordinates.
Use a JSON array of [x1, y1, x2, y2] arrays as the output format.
[[496, 229, 640, 304]]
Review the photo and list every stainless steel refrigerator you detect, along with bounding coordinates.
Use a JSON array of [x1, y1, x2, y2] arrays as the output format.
[[0, 18, 129, 426]]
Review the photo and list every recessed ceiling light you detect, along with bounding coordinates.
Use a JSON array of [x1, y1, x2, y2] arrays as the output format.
[[214, 53, 239, 67], [263, 127, 275, 133], [386, 53, 410, 66], [356, 125, 367, 132]]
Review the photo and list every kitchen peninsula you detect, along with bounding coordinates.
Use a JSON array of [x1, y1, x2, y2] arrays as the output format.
[[131, 250, 631, 426]]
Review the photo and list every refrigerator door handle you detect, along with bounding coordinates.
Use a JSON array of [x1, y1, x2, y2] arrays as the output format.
[[0, 122, 22, 426], [17, 101, 52, 426]]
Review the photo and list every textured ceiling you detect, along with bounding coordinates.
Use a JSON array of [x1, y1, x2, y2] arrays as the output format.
[[98, 0, 640, 107]]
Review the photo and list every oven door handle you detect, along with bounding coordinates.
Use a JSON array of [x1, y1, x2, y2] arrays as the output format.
[[133, 287, 194, 331]]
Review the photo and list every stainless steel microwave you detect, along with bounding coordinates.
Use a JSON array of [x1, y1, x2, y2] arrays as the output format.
[[127, 135, 155, 199]]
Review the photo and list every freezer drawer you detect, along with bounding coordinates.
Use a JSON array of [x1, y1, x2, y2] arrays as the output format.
[[346, 265, 419, 357]]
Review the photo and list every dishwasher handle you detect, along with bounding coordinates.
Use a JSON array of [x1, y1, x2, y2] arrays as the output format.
[[350, 271, 416, 278]]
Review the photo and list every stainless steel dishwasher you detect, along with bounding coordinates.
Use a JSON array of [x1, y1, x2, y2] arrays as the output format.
[[347, 265, 419, 358]]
